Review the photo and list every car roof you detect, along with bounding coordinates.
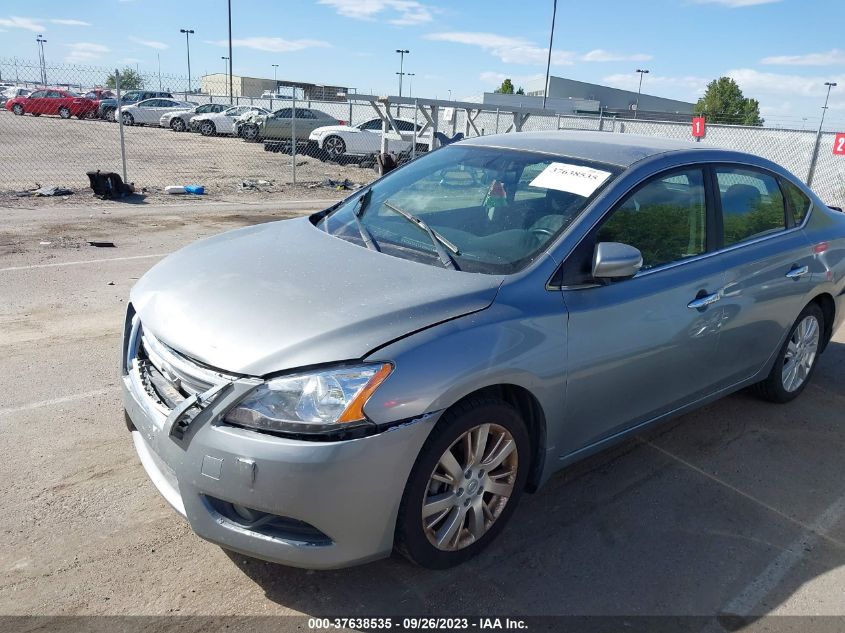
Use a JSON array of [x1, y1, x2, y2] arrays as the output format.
[[460, 130, 718, 168]]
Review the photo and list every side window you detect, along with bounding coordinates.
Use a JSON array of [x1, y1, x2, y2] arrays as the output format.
[[716, 167, 786, 247], [596, 168, 707, 270], [295, 108, 316, 119], [394, 119, 416, 131], [195, 104, 212, 114], [274, 108, 293, 118], [360, 118, 383, 130], [30, 91, 45, 98], [780, 178, 812, 226], [47, 91, 63, 98]]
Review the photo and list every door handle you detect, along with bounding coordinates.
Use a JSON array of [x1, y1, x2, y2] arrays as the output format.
[[785, 265, 809, 280], [687, 292, 721, 310]]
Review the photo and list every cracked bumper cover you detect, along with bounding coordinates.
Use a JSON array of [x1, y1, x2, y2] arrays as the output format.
[[122, 369, 437, 569]]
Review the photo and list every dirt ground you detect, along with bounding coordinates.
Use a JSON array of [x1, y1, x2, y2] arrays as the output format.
[[0, 109, 375, 201], [1, 200, 845, 630]]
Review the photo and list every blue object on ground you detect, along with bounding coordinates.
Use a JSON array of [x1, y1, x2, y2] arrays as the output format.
[[184, 185, 205, 195]]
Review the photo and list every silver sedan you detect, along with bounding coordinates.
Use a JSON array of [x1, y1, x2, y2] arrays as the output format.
[[122, 131, 845, 569]]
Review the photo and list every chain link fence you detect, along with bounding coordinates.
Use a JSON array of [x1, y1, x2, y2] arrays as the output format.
[[1, 57, 844, 207]]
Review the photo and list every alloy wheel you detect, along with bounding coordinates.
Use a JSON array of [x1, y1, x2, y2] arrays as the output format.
[[422, 423, 517, 551], [782, 315, 820, 392], [324, 136, 345, 159]]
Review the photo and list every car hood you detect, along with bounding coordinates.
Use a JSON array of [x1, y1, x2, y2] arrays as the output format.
[[130, 216, 503, 376]]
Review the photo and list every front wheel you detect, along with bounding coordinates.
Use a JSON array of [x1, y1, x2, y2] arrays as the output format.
[[12, 104, 24, 116], [395, 397, 529, 569], [753, 303, 824, 403], [199, 120, 216, 136], [241, 123, 260, 141], [323, 135, 346, 160], [171, 117, 186, 132], [121, 112, 134, 126]]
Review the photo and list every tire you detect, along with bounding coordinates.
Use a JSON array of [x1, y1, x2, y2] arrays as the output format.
[[323, 135, 346, 160], [199, 120, 216, 136], [395, 396, 530, 569], [121, 112, 134, 126], [58, 107, 71, 119], [241, 123, 260, 141], [12, 104, 23, 116], [752, 303, 824, 403], [104, 108, 116, 122], [170, 117, 186, 132]]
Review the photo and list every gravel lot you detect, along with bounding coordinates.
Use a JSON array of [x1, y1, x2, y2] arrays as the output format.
[[0, 109, 375, 201], [1, 200, 845, 629]]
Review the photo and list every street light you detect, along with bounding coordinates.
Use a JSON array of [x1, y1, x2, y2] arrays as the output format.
[[180, 28, 195, 95], [395, 49, 409, 97], [448, 89, 452, 101], [807, 81, 838, 186], [542, 0, 557, 109], [272, 64, 279, 85], [36, 34, 47, 86], [634, 68, 649, 119], [221, 56, 229, 98], [407, 72, 416, 97]]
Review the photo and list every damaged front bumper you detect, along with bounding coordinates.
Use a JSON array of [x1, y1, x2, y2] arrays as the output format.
[[122, 316, 437, 569]]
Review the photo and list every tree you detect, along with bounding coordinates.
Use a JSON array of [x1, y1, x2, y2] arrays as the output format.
[[515, 87, 525, 95], [494, 78, 514, 94], [695, 77, 763, 126], [106, 67, 144, 91]]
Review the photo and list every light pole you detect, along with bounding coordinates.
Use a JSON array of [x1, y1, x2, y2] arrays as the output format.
[[448, 89, 452, 101], [395, 49, 409, 97], [807, 81, 837, 186], [407, 73, 415, 97], [36, 34, 47, 86], [634, 68, 649, 119], [180, 28, 194, 95], [542, 0, 557, 109], [221, 56, 230, 98], [272, 63, 279, 85], [227, 0, 233, 103]]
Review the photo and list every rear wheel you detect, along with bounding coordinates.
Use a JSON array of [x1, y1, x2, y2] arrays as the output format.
[[753, 303, 824, 403], [396, 397, 529, 569], [199, 120, 216, 136], [241, 123, 260, 141], [12, 103, 23, 116], [104, 108, 116, 122], [58, 106, 71, 119], [170, 117, 186, 132]]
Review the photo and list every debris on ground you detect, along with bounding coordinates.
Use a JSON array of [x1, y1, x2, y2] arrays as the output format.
[[184, 185, 205, 195], [239, 179, 274, 191], [15, 184, 74, 197], [165, 185, 186, 194], [308, 178, 362, 191], [39, 241, 51, 246], [88, 240, 115, 248]]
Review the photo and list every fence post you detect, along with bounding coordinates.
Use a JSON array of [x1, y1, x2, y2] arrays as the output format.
[[348, 99, 353, 126], [412, 98, 418, 161], [556, 113, 561, 130], [806, 128, 825, 186], [495, 108, 500, 134], [291, 93, 297, 186], [115, 69, 128, 184]]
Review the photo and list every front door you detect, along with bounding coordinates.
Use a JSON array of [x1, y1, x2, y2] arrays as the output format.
[[561, 167, 728, 455]]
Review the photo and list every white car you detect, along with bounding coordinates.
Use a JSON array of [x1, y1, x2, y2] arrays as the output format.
[[1, 87, 30, 107], [190, 105, 270, 136], [160, 102, 229, 132], [309, 118, 429, 160], [118, 98, 195, 126]]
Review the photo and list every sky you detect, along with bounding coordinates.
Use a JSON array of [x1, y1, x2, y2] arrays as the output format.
[[2, 0, 845, 129]]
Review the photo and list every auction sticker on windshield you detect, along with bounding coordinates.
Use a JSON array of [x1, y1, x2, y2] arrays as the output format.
[[529, 162, 612, 197]]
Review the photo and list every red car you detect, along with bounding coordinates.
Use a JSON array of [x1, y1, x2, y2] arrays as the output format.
[[81, 88, 115, 115], [6, 88, 97, 119]]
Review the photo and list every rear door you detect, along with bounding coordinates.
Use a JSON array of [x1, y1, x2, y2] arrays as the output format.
[[560, 166, 727, 453], [707, 165, 815, 387]]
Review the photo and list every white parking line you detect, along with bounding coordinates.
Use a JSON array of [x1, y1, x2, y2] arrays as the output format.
[[0, 388, 113, 417], [0, 254, 166, 273], [722, 494, 845, 615]]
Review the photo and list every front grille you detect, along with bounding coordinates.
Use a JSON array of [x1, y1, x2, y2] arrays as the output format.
[[134, 324, 236, 411]]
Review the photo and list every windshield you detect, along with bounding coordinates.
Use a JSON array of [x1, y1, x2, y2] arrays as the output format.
[[317, 145, 619, 274]]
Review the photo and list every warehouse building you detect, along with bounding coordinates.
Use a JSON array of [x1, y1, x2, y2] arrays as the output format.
[[200, 73, 348, 101]]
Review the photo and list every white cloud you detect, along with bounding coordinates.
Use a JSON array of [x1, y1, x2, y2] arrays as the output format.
[[50, 19, 90, 26], [129, 36, 168, 50], [761, 49, 845, 66], [317, 0, 434, 25], [65, 42, 109, 64], [119, 57, 142, 64], [0, 16, 45, 32], [693, 0, 781, 6], [426, 32, 650, 66], [581, 49, 653, 62], [207, 37, 330, 53], [724, 68, 845, 98]]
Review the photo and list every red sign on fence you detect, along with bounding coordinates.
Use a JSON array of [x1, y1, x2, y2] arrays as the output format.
[[692, 117, 706, 138], [833, 133, 845, 155]]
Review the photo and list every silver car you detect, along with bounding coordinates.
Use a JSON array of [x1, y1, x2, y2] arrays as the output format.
[[123, 131, 845, 569]]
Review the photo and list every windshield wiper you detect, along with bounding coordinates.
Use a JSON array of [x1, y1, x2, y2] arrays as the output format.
[[382, 200, 460, 270], [351, 190, 379, 252]]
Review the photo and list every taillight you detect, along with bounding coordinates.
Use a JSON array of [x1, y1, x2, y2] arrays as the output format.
[[338, 120, 347, 125]]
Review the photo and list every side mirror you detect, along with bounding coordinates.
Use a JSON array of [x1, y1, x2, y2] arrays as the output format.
[[592, 242, 643, 280]]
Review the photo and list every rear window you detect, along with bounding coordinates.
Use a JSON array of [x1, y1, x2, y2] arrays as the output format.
[[781, 178, 812, 226]]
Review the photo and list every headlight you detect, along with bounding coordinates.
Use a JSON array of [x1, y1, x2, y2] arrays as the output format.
[[223, 363, 392, 436]]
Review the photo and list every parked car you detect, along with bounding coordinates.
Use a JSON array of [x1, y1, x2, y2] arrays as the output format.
[[80, 88, 115, 116], [308, 117, 427, 160], [190, 105, 270, 136], [238, 107, 340, 143], [98, 90, 174, 121], [161, 103, 229, 132], [6, 88, 97, 118], [117, 98, 195, 126], [122, 131, 845, 570], [0, 86, 30, 107]]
